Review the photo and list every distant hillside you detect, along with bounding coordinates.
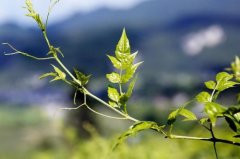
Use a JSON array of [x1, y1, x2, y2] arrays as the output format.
[[1, 0, 240, 101]]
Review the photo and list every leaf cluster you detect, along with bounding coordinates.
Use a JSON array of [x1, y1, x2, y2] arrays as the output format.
[[106, 29, 142, 113], [196, 72, 240, 135]]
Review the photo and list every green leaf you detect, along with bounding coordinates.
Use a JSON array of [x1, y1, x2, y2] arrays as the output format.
[[108, 87, 120, 102], [50, 76, 62, 82], [204, 102, 226, 126], [115, 28, 131, 56], [204, 81, 216, 90], [119, 51, 138, 69], [216, 72, 233, 82], [74, 69, 91, 85], [106, 72, 121, 83], [51, 64, 66, 81], [224, 106, 240, 134], [126, 76, 137, 98], [217, 81, 238, 91], [39, 72, 56, 79], [180, 109, 197, 121], [168, 107, 197, 125], [107, 55, 122, 69], [109, 101, 119, 108], [113, 121, 164, 149], [230, 56, 240, 81], [196, 92, 211, 103], [121, 62, 143, 83], [200, 118, 209, 125], [119, 94, 129, 106]]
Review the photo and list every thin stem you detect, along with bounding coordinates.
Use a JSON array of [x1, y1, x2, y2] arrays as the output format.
[[46, 0, 59, 27], [73, 89, 78, 105], [209, 123, 219, 159], [3, 43, 54, 60], [55, 57, 80, 84], [168, 134, 240, 146], [85, 104, 128, 120], [60, 104, 85, 110], [43, 31, 51, 48]]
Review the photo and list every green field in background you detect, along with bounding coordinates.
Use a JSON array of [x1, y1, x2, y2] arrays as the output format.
[[0, 106, 239, 159]]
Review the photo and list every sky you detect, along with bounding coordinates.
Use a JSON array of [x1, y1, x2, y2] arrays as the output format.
[[0, 0, 147, 26]]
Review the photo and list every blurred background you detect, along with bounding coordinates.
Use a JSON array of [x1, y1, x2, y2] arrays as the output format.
[[0, 0, 240, 158]]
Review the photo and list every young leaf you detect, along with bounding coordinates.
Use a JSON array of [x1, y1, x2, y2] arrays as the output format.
[[121, 62, 143, 83], [113, 121, 163, 149], [204, 102, 226, 126], [204, 81, 216, 90], [224, 106, 240, 134], [109, 101, 119, 108], [126, 76, 137, 98], [116, 28, 131, 56], [107, 55, 122, 69], [119, 52, 138, 69], [106, 72, 121, 83], [39, 72, 56, 79], [74, 69, 91, 85], [51, 65, 66, 78], [217, 81, 238, 91], [196, 92, 211, 103], [199, 118, 209, 125], [230, 56, 240, 81], [216, 72, 233, 82], [168, 108, 197, 125], [180, 109, 198, 121], [108, 87, 120, 102]]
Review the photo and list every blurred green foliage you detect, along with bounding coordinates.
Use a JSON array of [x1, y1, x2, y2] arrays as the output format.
[[0, 106, 239, 159]]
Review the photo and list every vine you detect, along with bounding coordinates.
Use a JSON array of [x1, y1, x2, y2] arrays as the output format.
[[2, 1, 240, 158]]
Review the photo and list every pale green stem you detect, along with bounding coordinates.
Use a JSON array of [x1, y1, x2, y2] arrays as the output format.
[[85, 104, 128, 120], [119, 68, 123, 94], [60, 104, 85, 110], [3, 43, 54, 60], [43, 31, 51, 48], [168, 134, 240, 146], [55, 57, 81, 84]]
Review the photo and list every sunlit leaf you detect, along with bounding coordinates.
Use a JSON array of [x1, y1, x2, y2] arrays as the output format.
[[199, 118, 209, 125], [106, 72, 121, 83], [121, 62, 143, 83], [204, 102, 226, 126], [126, 76, 137, 98], [216, 72, 233, 82], [217, 81, 238, 91], [39, 72, 56, 79], [113, 121, 164, 149], [108, 87, 120, 102], [115, 28, 131, 57], [120, 51, 138, 69], [168, 107, 197, 125], [51, 64, 66, 80], [107, 55, 122, 69], [196, 92, 211, 103], [205, 81, 216, 90], [109, 101, 119, 108]]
